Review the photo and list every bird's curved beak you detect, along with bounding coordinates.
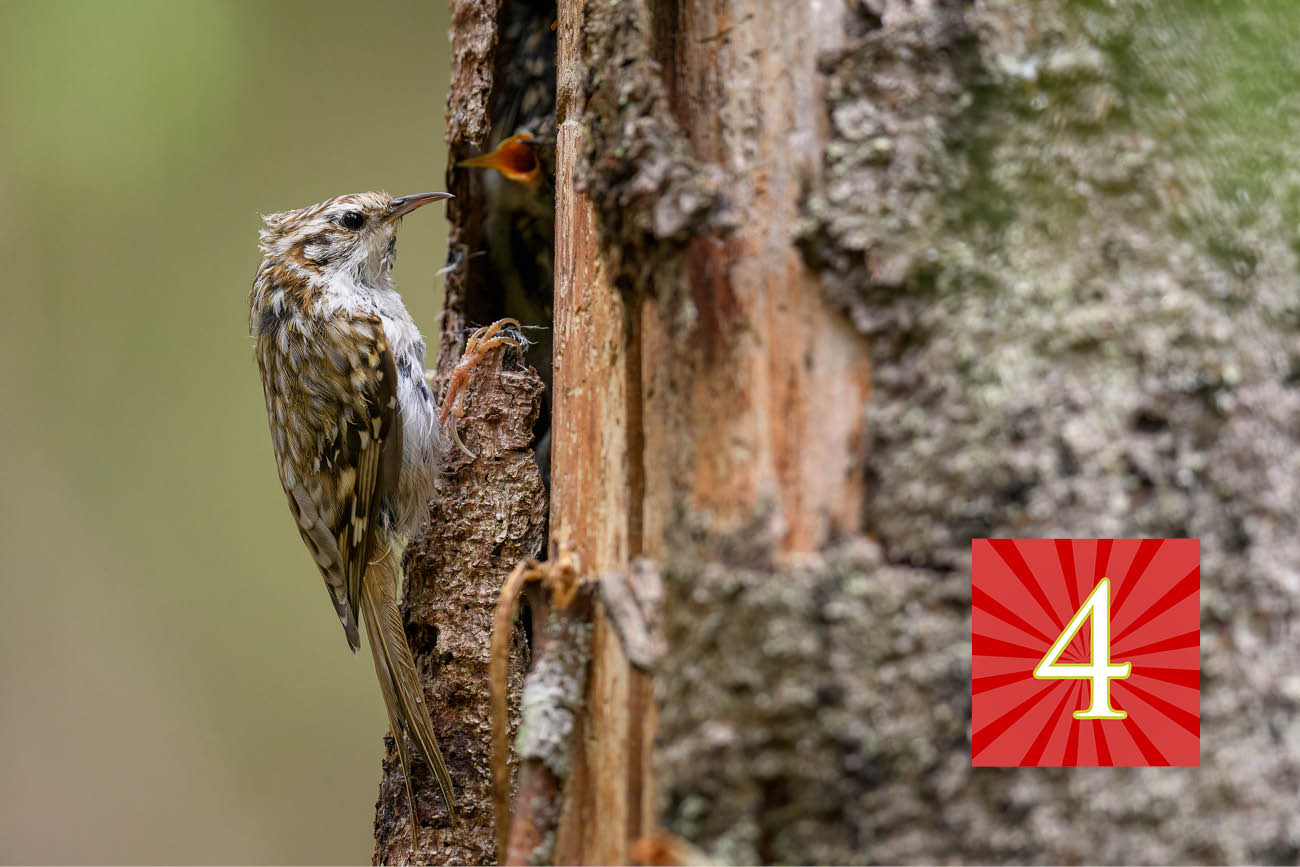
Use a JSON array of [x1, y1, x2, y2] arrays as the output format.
[[389, 191, 454, 220]]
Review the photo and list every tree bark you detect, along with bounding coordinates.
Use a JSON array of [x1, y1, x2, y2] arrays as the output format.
[[370, 348, 544, 865], [553, 0, 1300, 864], [552, 1, 870, 862], [407, 0, 1300, 863], [370, 1, 547, 863]]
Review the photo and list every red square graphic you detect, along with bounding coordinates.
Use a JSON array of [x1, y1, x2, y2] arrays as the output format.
[[971, 539, 1200, 766]]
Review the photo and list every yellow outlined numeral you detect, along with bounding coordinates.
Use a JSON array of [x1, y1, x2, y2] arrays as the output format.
[[1033, 577, 1132, 719]]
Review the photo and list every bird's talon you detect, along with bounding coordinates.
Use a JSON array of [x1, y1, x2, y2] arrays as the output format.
[[450, 419, 476, 459], [438, 318, 527, 429]]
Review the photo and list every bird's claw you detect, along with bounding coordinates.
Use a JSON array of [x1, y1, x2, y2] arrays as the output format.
[[440, 318, 527, 458]]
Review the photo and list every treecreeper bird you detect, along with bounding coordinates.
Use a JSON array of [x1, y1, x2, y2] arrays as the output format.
[[249, 190, 517, 837]]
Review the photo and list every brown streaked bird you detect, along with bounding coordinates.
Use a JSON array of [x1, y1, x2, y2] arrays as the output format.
[[249, 190, 511, 837]]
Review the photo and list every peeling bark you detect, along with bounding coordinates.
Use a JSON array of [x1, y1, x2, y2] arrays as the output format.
[[413, 0, 1300, 863], [550, 27, 656, 857], [506, 589, 593, 865], [553, 0, 870, 862], [560, 0, 1300, 864]]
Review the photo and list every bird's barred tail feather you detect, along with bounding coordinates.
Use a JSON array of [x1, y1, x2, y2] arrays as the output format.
[[359, 547, 457, 834]]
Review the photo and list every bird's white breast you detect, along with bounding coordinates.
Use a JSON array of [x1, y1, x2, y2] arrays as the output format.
[[323, 274, 440, 536]]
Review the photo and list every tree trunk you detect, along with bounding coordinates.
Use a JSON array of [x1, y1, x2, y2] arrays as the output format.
[[550, 0, 871, 862], [406, 0, 1300, 862], [370, 1, 548, 862]]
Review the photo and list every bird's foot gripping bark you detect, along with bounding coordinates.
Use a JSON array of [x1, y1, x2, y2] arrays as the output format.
[[437, 318, 529, 458]]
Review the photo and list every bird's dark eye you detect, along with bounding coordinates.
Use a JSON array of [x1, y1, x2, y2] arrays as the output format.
[[340, 211, 365, 231]]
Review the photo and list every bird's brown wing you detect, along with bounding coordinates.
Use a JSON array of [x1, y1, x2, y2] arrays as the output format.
[[319, 313, 401, 650], [256, 304, 454, 821], [258, 310, 399, 651]]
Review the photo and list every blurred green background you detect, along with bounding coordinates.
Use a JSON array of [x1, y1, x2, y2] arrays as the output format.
[[0, 1, 452, 862]]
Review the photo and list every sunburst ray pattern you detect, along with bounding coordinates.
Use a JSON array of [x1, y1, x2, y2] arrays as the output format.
[[971, 539, 1200, 766]]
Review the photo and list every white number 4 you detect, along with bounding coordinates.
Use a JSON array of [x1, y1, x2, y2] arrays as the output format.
[[1034, 578, 1132, 719]]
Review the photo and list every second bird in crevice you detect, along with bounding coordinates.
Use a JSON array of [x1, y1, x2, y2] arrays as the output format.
[[458, 0, 557, 482]]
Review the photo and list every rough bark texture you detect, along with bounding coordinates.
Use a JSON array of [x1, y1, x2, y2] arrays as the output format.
[[372, 347, 545, 865], [560, 0, 1300, 864], [444, 0, 557, 406], [371, 1, 548, 862], [439, 0, 500, 370], [657, 525, 921, 866], [554, 0, 871, 861], [792, 1, 1300, 863]]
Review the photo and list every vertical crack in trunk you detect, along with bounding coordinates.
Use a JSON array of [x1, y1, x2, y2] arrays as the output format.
[[371, 1, 557, 862]]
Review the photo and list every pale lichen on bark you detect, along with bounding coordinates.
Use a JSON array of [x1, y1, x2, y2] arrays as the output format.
[[516, 612, 591, 782], [657, 517, 951, 866], [477, 0, 1299, 863], [794, 0, 1300, 862], [507, 596, 593, 865]]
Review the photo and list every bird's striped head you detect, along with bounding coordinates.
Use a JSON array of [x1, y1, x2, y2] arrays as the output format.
[[258, 190, 452, 286]]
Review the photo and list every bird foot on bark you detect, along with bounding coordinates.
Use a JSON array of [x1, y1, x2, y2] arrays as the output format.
[[438, 318, 527, 458]]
